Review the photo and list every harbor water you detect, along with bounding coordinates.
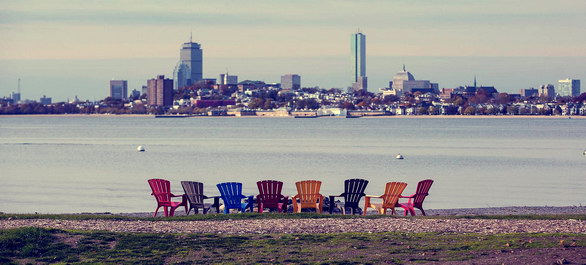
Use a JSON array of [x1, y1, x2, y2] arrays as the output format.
[[0, 116, 584, 213]]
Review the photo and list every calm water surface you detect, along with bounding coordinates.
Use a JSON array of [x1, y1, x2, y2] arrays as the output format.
[[0, 116, 584, 213]]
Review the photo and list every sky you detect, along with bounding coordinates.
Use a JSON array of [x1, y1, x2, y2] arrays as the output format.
[[1, 0, 585, 101]]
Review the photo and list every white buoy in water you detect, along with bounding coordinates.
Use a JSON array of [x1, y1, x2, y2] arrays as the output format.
[[396, 154, 404, 160], [137, 146, 145, 152]]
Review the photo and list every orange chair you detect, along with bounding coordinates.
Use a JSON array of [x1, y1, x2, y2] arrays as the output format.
[[363, 182, 407, 215], [292, 180, 324, 213]]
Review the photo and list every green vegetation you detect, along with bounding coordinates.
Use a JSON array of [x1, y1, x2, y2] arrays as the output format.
[[1, 212, 585, 221], [1, 227, 585, 264]]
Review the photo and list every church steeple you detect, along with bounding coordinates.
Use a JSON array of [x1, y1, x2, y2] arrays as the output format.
[[403, 64, 406, 72]]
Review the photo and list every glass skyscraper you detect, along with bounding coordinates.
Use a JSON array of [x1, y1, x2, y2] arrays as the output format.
[[557, 78, 581, 97], [173, 38, 203, 90], [351, 32, 366, 91]]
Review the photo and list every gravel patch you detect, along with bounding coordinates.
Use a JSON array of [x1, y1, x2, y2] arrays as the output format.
[[1, 218, 585, 235]]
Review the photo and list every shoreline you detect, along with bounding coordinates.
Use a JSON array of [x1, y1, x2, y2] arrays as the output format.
[[3, 205, 586, 217], [0, 113, 584, 119]]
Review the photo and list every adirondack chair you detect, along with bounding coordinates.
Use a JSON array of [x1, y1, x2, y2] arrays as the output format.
[[216, 182, 254, 214], [256, 180, 289, 213], [398, 179, 434, 216], [148, 178, 188, 217], [329, 179, 369, 214], [292, 180, 324, 213], [363, 182, 408, 215], [181, 181, 217, 215]]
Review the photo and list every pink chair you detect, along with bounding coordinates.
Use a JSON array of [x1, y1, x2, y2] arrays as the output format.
[[398, 179, 434, 216]]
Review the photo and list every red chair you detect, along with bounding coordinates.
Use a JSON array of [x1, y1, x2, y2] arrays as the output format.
[[398, 179, 434, 216], [148, 178, 187, 217], [256, 180, 288, 213]]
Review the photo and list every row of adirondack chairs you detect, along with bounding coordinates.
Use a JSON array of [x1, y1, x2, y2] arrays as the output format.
[[148, 178, 434, 217]]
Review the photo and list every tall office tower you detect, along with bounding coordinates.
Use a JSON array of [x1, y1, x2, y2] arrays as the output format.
[[557, 78, 581, 97], [109, 80, 128, 100], [219, 73, 238, 85], [538, 84, 555, 100], [281, 74, 301, 90], [351, 32, 367, 91], [173, 35, 203, 90], [147, 75, 174, 107]]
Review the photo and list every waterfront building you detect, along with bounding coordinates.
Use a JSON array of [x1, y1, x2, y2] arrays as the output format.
[[557, 78, 580, 97], [520, 88, 539, 98], [281, 74, 301, 90], [173, 35, 203, 90], [39, 95, 52, 105], [141, 85, 148, 95], [538, 84, 555, 100], [351, 32, 367, 91], [389, 65, 438, 95], [219, 73, 238, 85], [109, 80, 128, 100], [147, 75, 174, 107]]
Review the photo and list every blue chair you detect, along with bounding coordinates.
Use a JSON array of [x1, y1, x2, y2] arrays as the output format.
[[216, 182, 254, 214]]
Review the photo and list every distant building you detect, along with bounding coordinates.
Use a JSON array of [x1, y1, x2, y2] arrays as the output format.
[[520, 88, 539, 98], [390, 65, 438, 95], [173, 35, 203, 90], [40, 95, 52, 105], [109, 80, 128, 100], [219, 73, 238, 85], [141, 85, 148, 95], [281, 74, 301, 90], [539, 84, 555, 100], [557, 78, 580, 97], [352, 76, 367, 93], [11, 92, 21, 103], [147, 75, 174, 107], [351, 32, 367, 91]]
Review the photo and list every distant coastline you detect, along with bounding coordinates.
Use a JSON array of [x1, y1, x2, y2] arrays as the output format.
[[0, 114, 585, 119]]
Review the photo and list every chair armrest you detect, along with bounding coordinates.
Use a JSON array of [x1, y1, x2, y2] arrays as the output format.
[[365, 195, 382, 198], [399, 194, 415, 198], [170, 193, 184, 197]]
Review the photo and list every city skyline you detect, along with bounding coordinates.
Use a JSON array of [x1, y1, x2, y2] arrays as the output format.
[[1, 0, 585, 101]]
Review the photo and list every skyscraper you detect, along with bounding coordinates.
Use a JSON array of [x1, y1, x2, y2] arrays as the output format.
[[557, 78, 581, 97], [147, 75, 174, 107], [109, 80, 128, 100], [351, 32, 367, 91], [173, 35, 203, 90]]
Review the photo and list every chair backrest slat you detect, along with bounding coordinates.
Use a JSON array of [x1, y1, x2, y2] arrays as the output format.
[[148, 178, 172, 203], [181, 181, 205, 205], [381, 182, 408, 208], [257, 180, 284, 207], [343, 179, 369, 207], [413, 179, 434, 207], [217, 182, 244, 209], [296, 180, 322, 203]]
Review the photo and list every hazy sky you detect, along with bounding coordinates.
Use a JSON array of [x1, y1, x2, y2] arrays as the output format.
[[1, 0, 585, 100]]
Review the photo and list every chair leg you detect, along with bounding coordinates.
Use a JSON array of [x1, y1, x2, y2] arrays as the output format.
[[153, 206, 161, 217], [419, 208, 426, 216], [163, 207, 169, 217], [185, 207, 192, 216]]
